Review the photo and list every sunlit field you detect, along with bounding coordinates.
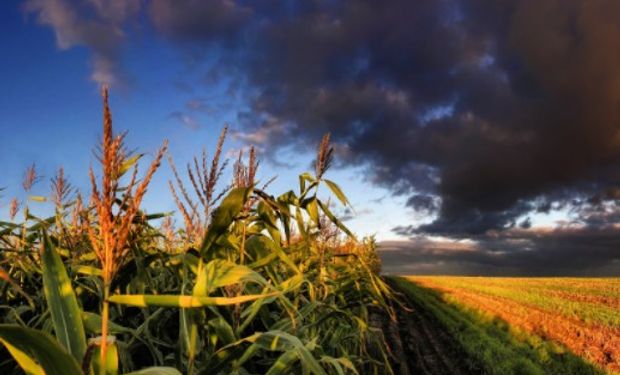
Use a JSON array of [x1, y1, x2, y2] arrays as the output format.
[[395, 276, 620, 374]]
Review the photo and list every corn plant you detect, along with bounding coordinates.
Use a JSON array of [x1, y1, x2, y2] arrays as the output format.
[[0, 89, 395, 375]]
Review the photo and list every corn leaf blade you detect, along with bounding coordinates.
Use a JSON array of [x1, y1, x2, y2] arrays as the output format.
[[323, 179, 349, 206], [124, 367, 182, 375], [109, 292, 278, 308], [0, 324, 82, 375], [202, 259, 268, 294], [316, 200, 355, 239], [40, 232, 86, 362], [200, 187, 251, 259]]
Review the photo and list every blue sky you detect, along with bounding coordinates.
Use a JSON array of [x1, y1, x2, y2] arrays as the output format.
[[0, 1, 412, 241]]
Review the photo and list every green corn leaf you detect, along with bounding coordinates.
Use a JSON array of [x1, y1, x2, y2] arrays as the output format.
[[81, 312, 133, 335], [90, 336, 118, 375], [179, 304, 199, 373], [323, 179, 350, 206], [1, 339, 44, 375], [298, 172, 316, 195], [183, 257, 205, 373], [25, 215, 55, 235], [278, 274, 305, 292], [0, 324, 82, 375], [142, 212, 172, 221], [299, 175, 306, 194], [201, 259, 268, 294], [305, 198, 320, 226], [295, 207, 308, 240], [266, 349, 299, 375], [200, 187, 252, 259], [208, 317, 236, 346], [238, 285, 286, 334], [171, 251, 200, 275], [109, 292, 278, 308], [193, 259, 208, 296], [73, 265, 103, 277], [179, 264, 199, 340], [0, 265, 35, 308], [256, 201, 281, 243], [248, 235, 300, 274], [277, 190, 298, 206], [40, 232, 86, 362], [320, 356, 359, 375], [226, 331, 327, 375], [124, 367, 182, 375], [248, 252, 278, 269], [271, 301, 318, 332], [119, 153, 144, 176], [316, 200, 355, 239]]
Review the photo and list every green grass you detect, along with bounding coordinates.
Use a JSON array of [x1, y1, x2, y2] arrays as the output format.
[[391, 277, 607, 375], [408, 277, 620, 328]]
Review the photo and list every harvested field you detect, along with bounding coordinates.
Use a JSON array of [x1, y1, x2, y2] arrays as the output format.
[[401, 276, 620, 374]]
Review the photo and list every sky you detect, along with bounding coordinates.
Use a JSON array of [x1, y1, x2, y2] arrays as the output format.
[[1, 0, 619, 276]]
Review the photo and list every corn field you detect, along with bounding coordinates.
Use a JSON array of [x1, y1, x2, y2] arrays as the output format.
[[0, 89, 394, 375]]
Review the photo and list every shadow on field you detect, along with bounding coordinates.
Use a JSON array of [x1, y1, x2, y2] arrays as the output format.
[[383, 277, 606, 375]]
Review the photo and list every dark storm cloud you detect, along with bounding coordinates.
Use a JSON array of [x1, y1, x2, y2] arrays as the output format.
[[25, 0, 620, 273], [148, 0, 252, 42], [28, 0, 620, 234], [217, 0, 620, 237], [379, 227, 620, 276]]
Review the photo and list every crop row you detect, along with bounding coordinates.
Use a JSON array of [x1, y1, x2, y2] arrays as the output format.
[[406, 276, 620, 373]]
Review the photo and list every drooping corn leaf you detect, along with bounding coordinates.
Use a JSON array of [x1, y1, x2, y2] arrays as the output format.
[[201, 259, 268, 294], [323, 179, 350, 207], [1, 338, 44, 375], [295, 207, 308, 240], [200, 187, 252, 259], [0, 265, 34, 307], [225, 330, 327, 375], [184, 257, 205, 373], [266, 349, 299, 375], [183, 251, 200, 275], [304, 198, 320, 226], [109, 292, 278, 308], [298, 172, 316, 196], [124, 367, 182, 375], [28, 195, 48, 202], [73, 264, 103, 277], [320, 356, 359, 375], [81, 312, 133, 335], [248, 235, 300, 274], [40, 232, 86, 362], [208, 317, 236, 346], [119, 153, 143, 176], [316, 200, 355, 239], [0, 324, 82, 375], [278, 190, 298, 204]]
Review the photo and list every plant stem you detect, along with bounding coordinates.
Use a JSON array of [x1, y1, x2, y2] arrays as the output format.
[[239, 222, 246, 265], [234, 221, 247, 332], [100, 282, 110, 374]]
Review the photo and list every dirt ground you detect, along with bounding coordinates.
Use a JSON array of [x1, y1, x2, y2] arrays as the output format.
[[378, 279, 480, 375]]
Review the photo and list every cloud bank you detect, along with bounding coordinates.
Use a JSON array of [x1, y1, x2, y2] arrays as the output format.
[[24, 0, 620, 274]]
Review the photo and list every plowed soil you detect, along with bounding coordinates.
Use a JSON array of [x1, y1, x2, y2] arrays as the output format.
[[379, 279, 479, 375]]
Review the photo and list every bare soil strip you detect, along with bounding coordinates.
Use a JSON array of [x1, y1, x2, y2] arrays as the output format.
[[381, 279, 478, 375], [414, 280, 620, 373]]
